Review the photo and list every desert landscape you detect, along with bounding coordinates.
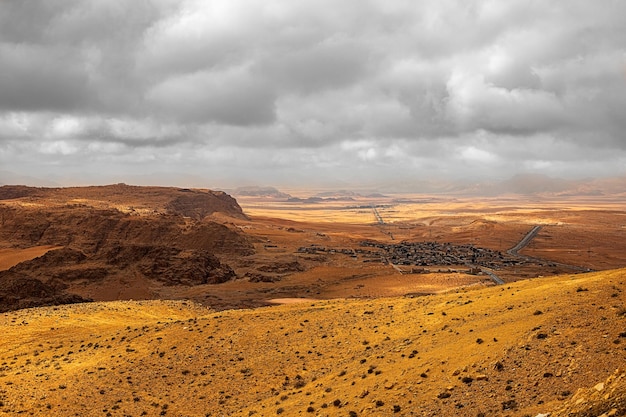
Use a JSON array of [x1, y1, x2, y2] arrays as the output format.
[[1, 183, 626, 416], [3, 1, 626, 415]]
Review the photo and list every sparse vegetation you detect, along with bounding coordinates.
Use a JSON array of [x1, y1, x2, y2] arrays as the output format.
[[1, 186, 626, 416]]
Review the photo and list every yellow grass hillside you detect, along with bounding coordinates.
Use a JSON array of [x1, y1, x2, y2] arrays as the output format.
[[1, 268, 626, 417]]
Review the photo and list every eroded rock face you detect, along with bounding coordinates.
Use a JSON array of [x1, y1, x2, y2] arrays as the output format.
[[0, 243, 238, 311], [137, 249, 236, 285], [6, 247, 107, 284], [0, 207, 253, 254], [165, 191, 248, 220], [0, 185, 44, 200], [0, 185, 254, 312], [549, 369, 626, 417], [0, 273, 90, 313], [100, 244, 236, 285], [100, 245, 180, 268], [17, 247, 87, 267], [257, 261, 305, 274]]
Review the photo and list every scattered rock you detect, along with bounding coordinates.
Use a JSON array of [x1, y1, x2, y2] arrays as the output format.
[[502, 399, 517, 410], [461, 376, 474, 384], [258, 261, 305, 274]]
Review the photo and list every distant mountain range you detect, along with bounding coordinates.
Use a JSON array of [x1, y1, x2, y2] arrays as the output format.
[[231, 186, 389, 201], [353, 174, 626, 197], [2, 170, 625, 198], [0, 170, 61, 187], [459, 174, 626, 197], [232, 174, 626, 199], [231, 186, 292, 199]]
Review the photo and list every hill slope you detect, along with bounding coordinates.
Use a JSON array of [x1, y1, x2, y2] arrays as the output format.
[[1, 268, 625, 416], [0, 185, 253, 312]]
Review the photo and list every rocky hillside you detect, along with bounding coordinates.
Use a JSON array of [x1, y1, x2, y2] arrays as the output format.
[[0, 268, 624, 416], [0, 185, 253, 312], [0, 205, 251, 255], [0, 183, 248, 219]]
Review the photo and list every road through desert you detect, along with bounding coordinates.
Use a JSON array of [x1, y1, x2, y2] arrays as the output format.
[[1, 185, 626, 416]]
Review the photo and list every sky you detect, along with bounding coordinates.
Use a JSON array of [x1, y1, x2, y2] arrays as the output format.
[[1, 0, 625, 188]]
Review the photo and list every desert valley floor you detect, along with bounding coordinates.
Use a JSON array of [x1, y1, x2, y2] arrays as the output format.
[[0, 184, 625, 416]]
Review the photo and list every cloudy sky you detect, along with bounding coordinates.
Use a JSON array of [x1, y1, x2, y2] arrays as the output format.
[[1, 0, 625, 188]]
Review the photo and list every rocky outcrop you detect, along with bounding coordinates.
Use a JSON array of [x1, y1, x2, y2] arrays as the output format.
[[0, 273, 90, 313], [0, 242, 237, 312], [137, 248, 236, 285], [17, 247, 87, 266], [165, 190, 248, 220], [0, 185, 255, 312], [257, 261, 305, 274], [178, 222, 255, 255], [101, 244, 236, 285], [550, 369, 626, 417], [0, 206, 253, 254], [0, 185, 45, 200]]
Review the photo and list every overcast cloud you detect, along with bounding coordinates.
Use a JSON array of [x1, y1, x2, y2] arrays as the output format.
[[1, 0, 625, 188]]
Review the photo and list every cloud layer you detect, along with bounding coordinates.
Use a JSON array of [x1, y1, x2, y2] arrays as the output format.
[[1, 0, 625, 187]]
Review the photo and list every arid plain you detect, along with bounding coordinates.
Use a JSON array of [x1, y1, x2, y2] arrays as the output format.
[[1, 184, 625, 416]]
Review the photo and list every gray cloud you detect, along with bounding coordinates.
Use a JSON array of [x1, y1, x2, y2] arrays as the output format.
[[0, 43, 93, 112], [1, 0, 625, 186], [146, 67, 277, 125]]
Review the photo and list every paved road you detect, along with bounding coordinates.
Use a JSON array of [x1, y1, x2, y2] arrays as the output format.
[[372, 206, 395, 239], [386, 223, 590, 285], [507, 225, 592, 273], [479, 225, 543, 285], [371, 206, 384, 224], [481, 268, 505, 285], [507, 225, 543, 256]]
